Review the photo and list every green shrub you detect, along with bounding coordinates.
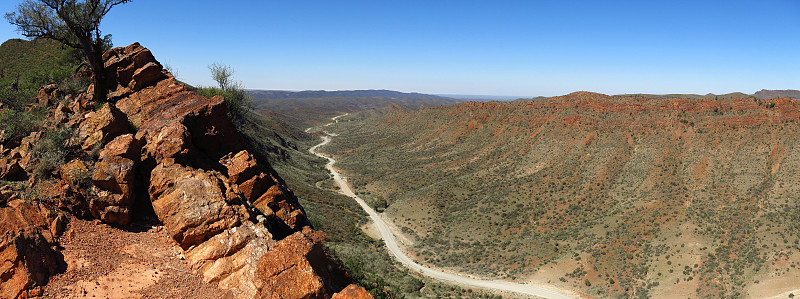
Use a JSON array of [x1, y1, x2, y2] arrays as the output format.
[[59, 75, 90, 95], [196, 85, 251, 120], [0, 108, 46, 139], [30, 126, 74, 178]]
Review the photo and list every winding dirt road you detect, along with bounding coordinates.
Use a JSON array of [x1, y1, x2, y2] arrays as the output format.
[[308, 115, 579, 299]]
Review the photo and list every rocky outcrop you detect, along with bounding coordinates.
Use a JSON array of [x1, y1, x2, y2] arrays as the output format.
[[0, 42, 369, 298], [36, 84, 63, 107], [93, 42, 362, 298], [0, 199, 67, 299]]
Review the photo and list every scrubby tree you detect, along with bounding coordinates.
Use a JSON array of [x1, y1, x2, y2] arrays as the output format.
[[197, 63, 251, 120], [209, 62, 234, 91], [5, 0, 131, 103]]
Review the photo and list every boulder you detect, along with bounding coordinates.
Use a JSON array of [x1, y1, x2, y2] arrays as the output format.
[[58, 159, 89, 187], [185, 222, 276, 298], [67, 93, 92, 119], [220, 150, 259, 185], [148, 163, 248, 249], [130, 62, 164, 90], [136, 121, 190, 164], [10, 131, 41, 169], [76, 103, 129, 151], [36, 84, 62, 107], [91, 155, 136, 225], [332, 285, 373, 299], [52, 101, 72, 124], [254, 227, 352, 299]]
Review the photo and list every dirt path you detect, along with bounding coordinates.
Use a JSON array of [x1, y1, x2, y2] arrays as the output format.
[[309, 115, 580, 299]]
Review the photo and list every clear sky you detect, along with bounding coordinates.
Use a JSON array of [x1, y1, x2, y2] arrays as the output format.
[[1, 0, 798, 97]]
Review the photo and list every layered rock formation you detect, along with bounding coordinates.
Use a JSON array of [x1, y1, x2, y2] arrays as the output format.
[[0, 43, 370, 298]]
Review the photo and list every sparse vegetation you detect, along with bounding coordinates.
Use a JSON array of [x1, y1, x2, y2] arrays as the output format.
[[322, 92, 800, 298], [30, 125, 74, 178], [196, 63, 252, 121]]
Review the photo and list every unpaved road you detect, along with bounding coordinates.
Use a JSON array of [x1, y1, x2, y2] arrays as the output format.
[[308, 116, 579, 299]]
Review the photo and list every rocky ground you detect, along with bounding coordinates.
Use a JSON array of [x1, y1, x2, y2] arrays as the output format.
[[43, 218, 230, 298]]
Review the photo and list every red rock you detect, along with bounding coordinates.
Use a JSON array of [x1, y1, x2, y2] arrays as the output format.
[[0, 200, 66, 298], [11, 131, 41, 169], [91, 155, 136, 225], [220, 150, 259, 185], [238, 173, 271, 202], [98, 134, 139, 160], [148, 163, 248, 249], [36, 84, 62, 107], [255, 227, 352, 299], [82, 43, 343, 297], [130, 62, 164, 90], [52, 101, 72, 124], [137, 121, 190, 164], [332, 285, 373, 299], [76, 103, 130, 150]]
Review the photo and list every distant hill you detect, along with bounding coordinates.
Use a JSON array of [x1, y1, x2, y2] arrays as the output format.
[[249, 89, 462, 128], [614, 92, 752, 100], [754, 89, 800, 100], [435, 94, 527, 101], [249, 89, 452, 100]]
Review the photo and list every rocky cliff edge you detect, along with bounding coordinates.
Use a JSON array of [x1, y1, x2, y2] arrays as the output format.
[[0, 43, 371, 299]]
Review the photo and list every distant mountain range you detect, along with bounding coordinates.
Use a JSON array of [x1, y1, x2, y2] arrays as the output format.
[[248, 89, 452, 100], [248, 89, 463, 128]]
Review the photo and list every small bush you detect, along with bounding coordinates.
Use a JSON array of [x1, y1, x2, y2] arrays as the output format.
[[31, 126, 74, 178], [196, 85, 251, 120], [59, 75, 90, 95]]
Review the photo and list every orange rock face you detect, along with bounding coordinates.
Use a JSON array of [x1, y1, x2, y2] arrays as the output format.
[[0, 199, 67, 299], [255, 228, 352, 299]]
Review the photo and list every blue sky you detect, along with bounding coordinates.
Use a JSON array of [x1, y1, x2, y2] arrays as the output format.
[[1, 0, 799, 97]]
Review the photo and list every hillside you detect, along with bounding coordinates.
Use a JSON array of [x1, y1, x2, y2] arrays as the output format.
[[250, 89, 462, 128], [0, 38, 85, 109], [324, 92, 800, 298]]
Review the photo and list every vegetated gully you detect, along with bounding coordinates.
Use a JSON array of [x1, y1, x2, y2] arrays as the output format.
[[308, 114, 579, 299]]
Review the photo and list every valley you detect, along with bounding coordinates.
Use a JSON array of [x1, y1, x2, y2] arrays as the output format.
[[321, 92, 800, 298], [309, 115, 579, 299]]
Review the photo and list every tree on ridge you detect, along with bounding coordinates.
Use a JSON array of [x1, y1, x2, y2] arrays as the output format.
[[5, 0, 132, 103]]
